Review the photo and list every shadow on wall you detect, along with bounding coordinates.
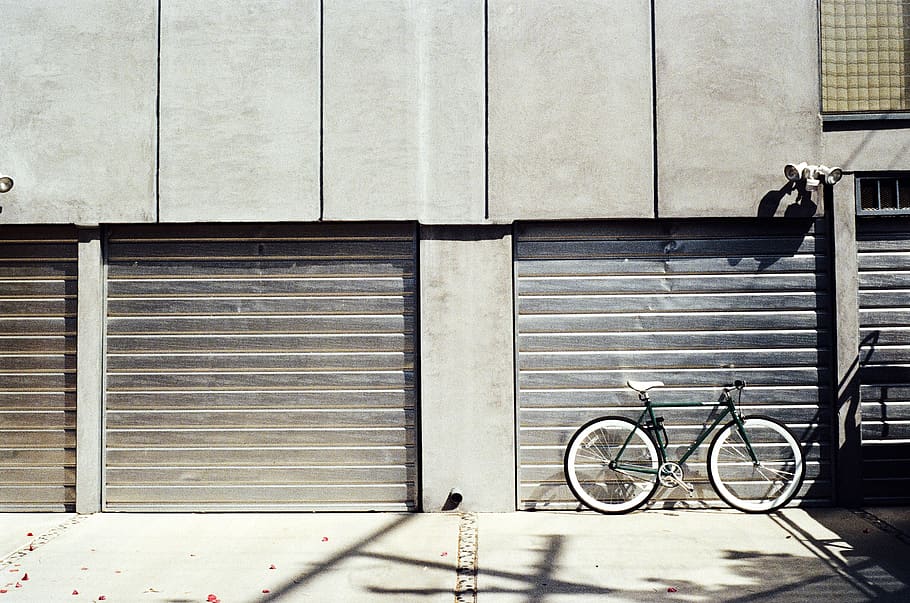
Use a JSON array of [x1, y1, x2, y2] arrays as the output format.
[[757, 181, 817, 219], [723, 180, 821, 272]]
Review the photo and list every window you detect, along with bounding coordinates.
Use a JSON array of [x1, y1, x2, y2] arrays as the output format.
[[820, 0, 910, 113], [856, 174, 910, 214]]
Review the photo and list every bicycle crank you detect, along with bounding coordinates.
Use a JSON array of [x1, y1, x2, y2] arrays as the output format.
[[658, 462, 695, 495]]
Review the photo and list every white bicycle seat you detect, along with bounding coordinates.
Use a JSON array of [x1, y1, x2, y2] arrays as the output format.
[[626, 380, 665, 393]]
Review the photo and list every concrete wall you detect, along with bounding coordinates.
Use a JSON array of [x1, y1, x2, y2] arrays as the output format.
[[487, 0, 654, 220], [0, 1, 157, 224], [655, 0, 824, 218], [419, 226, 516, 512], [158, 1, 321, 222], [5, 2, 910, 225], [323, 0, 486, 223], [823, 128, 910, 174], [5, 1, 910, 514]]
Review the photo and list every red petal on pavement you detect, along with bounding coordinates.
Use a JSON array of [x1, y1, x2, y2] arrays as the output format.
[[98, 596, 107, 601], [26, 533, 33, 537], [21, 574, 28, 581], [269, 564, 277, 570], [72, 590, 79, 596], [262, 589, 270, 594], [321, 537, 328, 542], [28, 545, 33, 551], [0, 589, 7, 594], [14, 584, 21, 589], [668, 587, 678, 593], [440, 552, 448, 557], [207, 595, 219, 602]]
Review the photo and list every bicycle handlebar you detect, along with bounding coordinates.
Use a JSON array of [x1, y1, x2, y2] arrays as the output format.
[[724, 380, 746, 392]]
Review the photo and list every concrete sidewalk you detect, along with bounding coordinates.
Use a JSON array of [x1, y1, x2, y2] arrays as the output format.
[[0, 508, 907, 602]]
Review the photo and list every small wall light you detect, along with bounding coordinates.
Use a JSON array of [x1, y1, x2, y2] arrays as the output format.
[[817, 165, 843, 186], [0, 175, 13, 193], [783, 163, 843, 191], [784, 162, 807, 182]]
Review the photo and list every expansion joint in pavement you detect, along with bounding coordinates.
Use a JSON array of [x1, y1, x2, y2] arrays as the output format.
[[0, 515, 88, 569], [454, 512, 478, 603], [849, 508, 910, 546]]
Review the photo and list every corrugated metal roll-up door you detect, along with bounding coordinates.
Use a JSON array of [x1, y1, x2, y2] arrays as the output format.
[[104, 224, 417, 511], [0, 227, 77, 510], [857, 218, 910, 504], [515, 220, 833, 510]]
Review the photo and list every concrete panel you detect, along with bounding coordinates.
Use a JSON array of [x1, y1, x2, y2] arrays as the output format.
[[828, 177, 862, 507], [656, 1, 824, 218], [323, 1, 485, 223], [488, 1, 654, 221], [159, 1, 320, 222], [419, 226, 515, 512], [76, 229, 103, 514], [0, 1, 156, 224], [822, 128, 910, 173]]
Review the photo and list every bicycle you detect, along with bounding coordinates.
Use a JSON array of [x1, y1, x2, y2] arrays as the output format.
[[563, 379, 805, 514]]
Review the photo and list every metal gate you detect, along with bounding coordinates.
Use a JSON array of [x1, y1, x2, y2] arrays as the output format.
[[857, 218, 910, 504], [0, 227, 77, 510], [515, 220, 833, 509], [103, 224, 417, 511]]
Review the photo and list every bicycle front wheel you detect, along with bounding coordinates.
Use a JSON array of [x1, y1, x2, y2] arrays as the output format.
[[708, 416, 805, 513], [564, 416, 660, 514]]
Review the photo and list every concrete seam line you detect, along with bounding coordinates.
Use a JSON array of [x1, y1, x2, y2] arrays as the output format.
[[849, 508, 910, 546], [0, 515, 88, 568], [454, 512, 478, 603]]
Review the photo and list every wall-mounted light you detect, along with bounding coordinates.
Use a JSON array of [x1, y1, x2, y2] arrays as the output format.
[[784, 162, 808, 182], [817, 165, 843, 186], [0, 175, 13, 193], [783, 163, 843, 191]]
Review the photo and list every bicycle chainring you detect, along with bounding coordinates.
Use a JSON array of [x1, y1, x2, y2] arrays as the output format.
[[658, 462, 684, 488]]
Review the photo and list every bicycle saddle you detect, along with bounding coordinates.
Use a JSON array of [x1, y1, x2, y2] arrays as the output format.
[[626, 380, 665, 393]]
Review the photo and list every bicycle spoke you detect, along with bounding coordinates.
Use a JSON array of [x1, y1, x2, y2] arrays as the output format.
[[564, 417, 659, 514], [708, 417, 804, 513], [753, 464, 796, 482]]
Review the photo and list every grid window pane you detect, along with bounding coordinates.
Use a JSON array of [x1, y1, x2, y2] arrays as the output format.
[[900, 178, 910, 208], [880, 179, 899, 209], [860, 180, 881, 210], [858, 175, 910, 214], [821, 0, 910, 112]]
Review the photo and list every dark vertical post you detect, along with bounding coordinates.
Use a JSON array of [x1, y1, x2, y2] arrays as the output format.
[[828, 176, 863, 506]]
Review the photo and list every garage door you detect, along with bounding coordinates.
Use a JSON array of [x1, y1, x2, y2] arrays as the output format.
[[856, 218, 910, 504], [104, 224, 416, 511], [0, 227, 77, 510], [516, 220, 832, 509]]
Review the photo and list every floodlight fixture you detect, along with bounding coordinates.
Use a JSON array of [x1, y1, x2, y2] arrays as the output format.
[[784, 162, 807, 182], [817, 165, 843, 186]]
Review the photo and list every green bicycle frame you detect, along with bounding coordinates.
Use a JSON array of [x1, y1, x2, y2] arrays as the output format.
[[611, 391, 759, 476]]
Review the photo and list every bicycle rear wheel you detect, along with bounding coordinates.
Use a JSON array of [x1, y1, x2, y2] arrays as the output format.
[[564, 416, 660, 514], [707, 415, 805, 513]]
